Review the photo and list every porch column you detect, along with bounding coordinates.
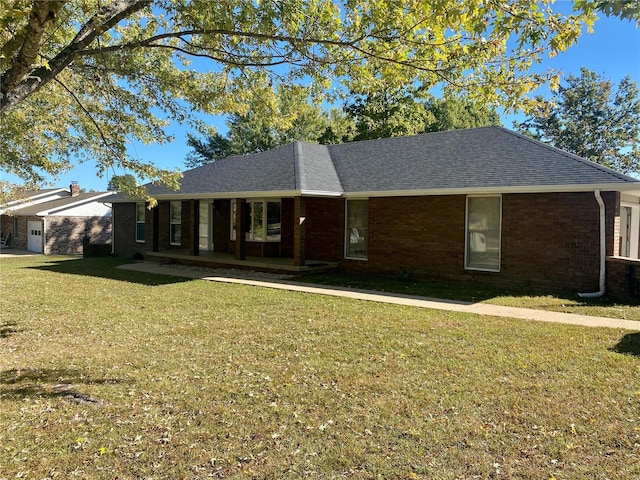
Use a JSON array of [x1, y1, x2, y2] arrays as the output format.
[[151, 203, 159, 252], [235, 198, 247, 260], [294, 196, 306, 266], [189, 200, 199, 256]]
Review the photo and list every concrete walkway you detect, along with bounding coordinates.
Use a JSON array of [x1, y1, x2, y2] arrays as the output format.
[[118, 262, 640, 331]]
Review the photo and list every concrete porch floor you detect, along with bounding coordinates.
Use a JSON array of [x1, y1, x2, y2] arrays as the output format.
[[144, 249, 339, 275]]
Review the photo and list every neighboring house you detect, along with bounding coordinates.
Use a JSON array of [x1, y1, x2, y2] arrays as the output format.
[[111, 127, 640, 298], [0, 183, 114, 254]]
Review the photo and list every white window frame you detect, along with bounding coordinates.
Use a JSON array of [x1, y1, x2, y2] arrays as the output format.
[[344, 198, 369, 260], [620, 202, 640, 259], [230, 199, 281, 242], [464, 194, 502, 272], [135, 202, 146, 243], [170, 201, 182, 246]]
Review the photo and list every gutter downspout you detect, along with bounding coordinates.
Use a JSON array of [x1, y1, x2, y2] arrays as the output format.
[[578, 189, 606, 298]]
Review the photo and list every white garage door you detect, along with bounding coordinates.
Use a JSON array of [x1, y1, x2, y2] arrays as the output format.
[[27, 221, 43, 253]]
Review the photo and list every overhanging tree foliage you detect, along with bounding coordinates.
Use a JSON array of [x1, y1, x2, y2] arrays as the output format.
[[515, 68, 640, 175], [185, 86, 500, 166], [1, 0, 633, 197], [185, 83, 352, 167]]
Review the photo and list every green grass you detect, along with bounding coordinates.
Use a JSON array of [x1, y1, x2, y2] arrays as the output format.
[[1, 256, 639, 479], [301, 272, 640, 321]]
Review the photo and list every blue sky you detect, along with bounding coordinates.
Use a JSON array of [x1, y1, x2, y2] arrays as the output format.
[[3, 6, 639, 192]]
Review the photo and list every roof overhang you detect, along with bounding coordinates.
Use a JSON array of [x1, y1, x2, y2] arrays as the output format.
[[112, 189, 344, 202], [0, 188, 68, 214], [109, 183, 640, 203], [34, 192, 115, 216], [342, 183, 640, 198]]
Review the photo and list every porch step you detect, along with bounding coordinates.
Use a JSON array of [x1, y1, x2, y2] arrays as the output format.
[[144, 250, 338, 275]]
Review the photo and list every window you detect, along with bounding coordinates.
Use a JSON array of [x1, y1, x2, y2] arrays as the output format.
[[135, 203, 145, 243], [199, 201, 209, 250], [170, 201, 181, 245], [466, 195, 501, 271], [619, 203, 640, 259], [266, 202, 281, 241], [345, 199, 368, 259], [231, 200, 281, 242], [247, 201, 264, 241]]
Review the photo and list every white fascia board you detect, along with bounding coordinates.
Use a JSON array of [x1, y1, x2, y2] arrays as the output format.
[[343, 183, 640, 198], [35, 192, 115, 215], [299, 190, 343, 197], [7, 188, 67, 206], [0, 188, 68, 214]]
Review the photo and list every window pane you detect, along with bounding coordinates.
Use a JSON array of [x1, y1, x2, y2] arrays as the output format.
[[199, 201, 209, 250], [136, 223, 145, 242], [266, 202, 281, 241], [170, 202, 181, 223], [170, 202, 181, 244], [135, 203, 145, 242], [249, 201, 264, 241], [346, 200, 368, 258], [136, 203, 146, 222], [171, 224, 181, 245], [466, 196, 501, 271]]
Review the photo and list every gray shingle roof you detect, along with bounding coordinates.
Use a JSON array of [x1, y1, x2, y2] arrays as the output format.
[[144, 126, 639, 199]]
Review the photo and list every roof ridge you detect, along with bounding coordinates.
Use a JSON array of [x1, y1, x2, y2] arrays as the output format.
[[496, 126, 637, 183]]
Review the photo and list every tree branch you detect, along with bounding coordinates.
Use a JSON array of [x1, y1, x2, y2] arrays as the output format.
[[52, 77, 119, 159], [0, 0, 151, 115], [2, 1, 66, 93]]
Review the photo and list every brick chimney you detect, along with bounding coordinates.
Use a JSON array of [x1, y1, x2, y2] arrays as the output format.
[[70, 182, 80, 197]]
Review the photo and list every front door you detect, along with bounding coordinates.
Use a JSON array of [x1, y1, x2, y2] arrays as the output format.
[[27, 220, 43, 253]]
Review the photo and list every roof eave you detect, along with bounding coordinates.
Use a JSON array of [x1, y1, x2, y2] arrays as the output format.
[[114, 189, 345, 202], [343, 183, 640, 198], [34, 192, 115, 215]]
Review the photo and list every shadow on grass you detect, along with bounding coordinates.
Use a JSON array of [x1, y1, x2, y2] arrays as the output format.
[[27, 256, 192, 286], [0, 322, 20, 338], [0, 367, 132, 403], [611, 332, 640, 357], [301, 273, 640, 309]]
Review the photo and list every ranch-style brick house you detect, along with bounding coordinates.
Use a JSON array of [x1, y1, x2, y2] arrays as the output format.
[[111, 127, 640, 299]]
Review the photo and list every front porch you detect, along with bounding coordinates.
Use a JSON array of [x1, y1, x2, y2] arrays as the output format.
[[145, 249, 339, 275]]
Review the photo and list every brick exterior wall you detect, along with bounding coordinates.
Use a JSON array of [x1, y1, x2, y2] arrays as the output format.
[[304, 197, 345, 261], [606, 256, 640, 303], [280, 198, 295, 258], [213, 199, 231, 253], [499, 192, 617, 292], [46, 216, 111, 255], [340, 192, 617, 293], [357, 195, 466, 278], [1, 215, 23, 249], [113, 203, 145, 258], [113, 191, 622, 295]]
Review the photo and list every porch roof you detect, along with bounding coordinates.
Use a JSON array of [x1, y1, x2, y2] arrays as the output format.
[[120, 127, 640, 201]]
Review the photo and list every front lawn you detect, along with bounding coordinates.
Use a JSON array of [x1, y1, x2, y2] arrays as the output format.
[[1, 256, 638, 479]]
